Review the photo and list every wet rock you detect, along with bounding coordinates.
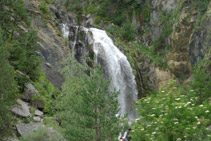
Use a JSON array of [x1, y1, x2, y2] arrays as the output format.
[[11, 99, 31, 118], [31, 99, 45, 110]]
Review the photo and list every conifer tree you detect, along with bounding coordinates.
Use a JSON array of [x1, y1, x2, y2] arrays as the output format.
[[56, 57, 122, 141], [0, 30, 17, 140]]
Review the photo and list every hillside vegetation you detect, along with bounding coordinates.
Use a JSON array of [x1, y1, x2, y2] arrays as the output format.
[[0, 0, 210, 140]]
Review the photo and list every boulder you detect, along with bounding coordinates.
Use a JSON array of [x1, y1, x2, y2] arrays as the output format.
[[16, 122, 44, 138], [22, 83, 39, 102], [16, 122, 66, 140], [33, 116, 42, 122], [34, 109, 44, 117], [11, 99, 31, 118], [31, 99, 45, 110]]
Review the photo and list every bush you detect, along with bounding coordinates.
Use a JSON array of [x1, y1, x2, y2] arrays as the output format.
[[40, 2, 48, 14], [0, 32, 17, 140], [120, 22, 135, 41], [131, 80, 210, 140], [94, 16, 101, 25]]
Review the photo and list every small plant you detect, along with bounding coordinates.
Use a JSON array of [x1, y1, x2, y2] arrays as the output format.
[[40, 2, 48, 14], [94, 16, 101, 25]]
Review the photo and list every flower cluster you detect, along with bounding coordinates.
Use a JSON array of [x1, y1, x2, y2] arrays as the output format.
[[131, 81, 210, 141]]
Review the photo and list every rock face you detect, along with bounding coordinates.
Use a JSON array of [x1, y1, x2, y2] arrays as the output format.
[[23, 0, 70, 89], [190, 3, 211, 67], [167, 7, 195, 79], [138, 0, 211, 93], [11, 99, 31, 118]]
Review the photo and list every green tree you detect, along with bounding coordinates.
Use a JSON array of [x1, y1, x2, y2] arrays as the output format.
[[9, 30, 41, 81], [0, 30, 17, 140], [56, 57, 121, 141], [0, 0, 30, 38]]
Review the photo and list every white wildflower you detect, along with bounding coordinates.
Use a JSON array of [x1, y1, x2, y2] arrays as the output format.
[[141, 128, 144, 131], [161, 91, 165, 93], [191, 104, 195, 106], [174, 122, 179, 124], [156, 127, 159, 130], [176, 138, 182, 141], [195, 116, 198, 119], [151, 114, 155, 117], [175, 98, 181, 101], [152, 132, 156, 135], [199, 104, 203, 107], [184, 102, 191, 107], [205, 110, 209, 113], [178, 106, 182, 109], [197, 122, 200, 125], [190, 90, 194, 92]]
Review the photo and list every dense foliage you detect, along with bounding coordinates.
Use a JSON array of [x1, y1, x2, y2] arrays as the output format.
[[0, 0, 54, 139], [131, 58, 211, 141], [0, 31, 17, 139], [56, 57, 122, 141]]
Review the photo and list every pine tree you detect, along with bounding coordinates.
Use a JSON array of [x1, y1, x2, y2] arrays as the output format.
[[56, 57, 122, 141], [0, 29, 17, 140]]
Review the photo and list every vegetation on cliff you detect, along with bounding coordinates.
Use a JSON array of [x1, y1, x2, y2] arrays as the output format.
[[0, 0, 210, 140]]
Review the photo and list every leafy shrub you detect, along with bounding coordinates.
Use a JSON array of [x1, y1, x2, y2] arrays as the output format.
[[33, 71, 60, 116], [0, 32, 17, 139], [120, 22, 135, 41], [94, 16, 101, 25], [40, 2, 48, 14], [131, 57, 211, 141]]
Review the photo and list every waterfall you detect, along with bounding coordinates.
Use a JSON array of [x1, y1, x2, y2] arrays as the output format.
[[61, 24, 69, 38], [62, 25, 138, 122], [89, 28, 138, 122]]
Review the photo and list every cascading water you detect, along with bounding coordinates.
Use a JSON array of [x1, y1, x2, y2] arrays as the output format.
[[62, 25, 138, 122], [89, 28, 138, 122], [61, 24, 69, 38]]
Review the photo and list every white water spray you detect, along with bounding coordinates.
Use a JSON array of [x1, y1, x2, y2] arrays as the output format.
[[89, 28, 138, 122], [62, 25, 138, 122], [61, 23, 69, 38]]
